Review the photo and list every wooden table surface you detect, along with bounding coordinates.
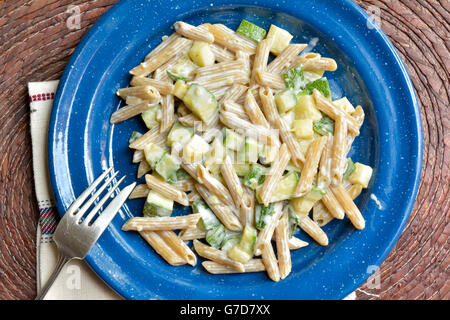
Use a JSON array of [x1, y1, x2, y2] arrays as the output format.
[[0, 0, 448, 300]]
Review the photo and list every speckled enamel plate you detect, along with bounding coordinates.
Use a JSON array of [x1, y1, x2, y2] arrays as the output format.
[[48, 0, 422, 299]]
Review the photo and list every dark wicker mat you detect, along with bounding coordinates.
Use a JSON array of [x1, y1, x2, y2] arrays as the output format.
[[0, 0, 448, 300]]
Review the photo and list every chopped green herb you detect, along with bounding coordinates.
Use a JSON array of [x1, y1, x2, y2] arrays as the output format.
[[283, 65, 304, 91], [313, 115, 335, 135], [305, 77, 332, 98]]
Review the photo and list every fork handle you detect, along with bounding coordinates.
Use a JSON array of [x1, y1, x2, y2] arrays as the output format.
[[35, 252, 72, 300]]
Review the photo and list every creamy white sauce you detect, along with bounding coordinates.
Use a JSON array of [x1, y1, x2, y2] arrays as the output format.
[[370, 193, 383, 210]]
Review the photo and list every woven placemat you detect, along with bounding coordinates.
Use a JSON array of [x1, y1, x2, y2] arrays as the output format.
[[0, 0, 448, 300]]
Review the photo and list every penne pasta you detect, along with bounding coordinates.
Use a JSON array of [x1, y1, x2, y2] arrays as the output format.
[[207, 24, 257, 54], [145, 174, 190, 206], [128, 183, 149, 199], [317, 134, 333, 189], [210, 43, 235, 62], [219, 83, 248, 105], [139, 231, 186, 266], [179, 225, 206, 241], [202, 259, 265, 274], [130, 76, 174, 95], [287, 236, 309, 250], [321, 188, 346, 220], [330, 116, 348, 185], [293, 135, 327, 197], [174, 21, 214, 43], [261, 243, 280, 282], [160, 94, 175, 133], [145, 33, 180, 61], [254, 202, 283, 255], [122, 214, 201, 232], [331, 185, 365, 230], [251, 37, 273, 85], [267, 43, 307, 74], [157, 230, 197, 266], [116, 86, 161, 103], [197, 164, 235, 208], [193, 239, 245, 272], [297, 213, 329, 246], [137, 160, 151, 178], [110, 102, 155, 124], [129, 126, 161, 150], [275, 212, 292, 279], [244, 89, 270, 128], [222, 100, 249, 121], [291, 52, 338, 71], [255, 70, 286, 90]]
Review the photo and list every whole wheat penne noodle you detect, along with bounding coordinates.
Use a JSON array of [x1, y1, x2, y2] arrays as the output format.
[[313, 182, 363, 226], [275, 212, 291, 279], [178, 113, 201, 128], [267, 43, 308, 74], [291, 52, 338, 71], [255, 70, 286, 90], [172, 178, 195, 192], [139, 231, 186, 266], [240, 188, 255, 226], [160, 94, 175, 133], [208, 24, 256, 54], [128, 183, 149, 199], [197, 164, 235, 207], [173, 21, 214, 43], [194, 60, 246, 78], [312, 202, 335, 227], [209, 85, 231, 101], [194, 70, 249, 91], [179, 225, 206, 241], [261, 243, 280, 282], [116, 86, 161, 103], [321, 188, 345, 219], [202, 127, 223, 144], [137, 160, 151, 178], [254, 202, 283, 255], [130, 76, 174, 95], [110, 102, 155, 124], [122, 214, 201, 232], [176, 103, 190, 118], [236, 50, 251, 75], [193, 239, 245, 272], [158, 230, 197, 266], [129, 126, 161, 149], [153, 52, 188, 81], [256, 144, 291, 206], [144, 33, 180, 61], [251, 38, 273, 85], [331, 116, 348, 185], [219, 110, 278, 146], [313, 90, 360, 135], [222, 100, 249, 121], [219, 83, 248, 105], [145, 174, 189, 206], [344, 105, 365, 155], [331, 185, 365, 230], [125, 95, 145, 106], [293, 136, 327, 197], [287, 236, 309, 250], [210, 43, 235, 62], [202, 259, 265, 274], [317, 134, 333, 189], [130, 37, 192, 77], [195, 183, 243, 232], [132, 149, 145, 163], [244, 89, 270, 128], [297, 213, 329, 246], [220, 155, 245, 207]]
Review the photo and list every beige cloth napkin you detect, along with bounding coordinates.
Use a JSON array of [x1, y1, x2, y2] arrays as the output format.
[[29, 80, 121, 300], [28, 80, 356, 301]]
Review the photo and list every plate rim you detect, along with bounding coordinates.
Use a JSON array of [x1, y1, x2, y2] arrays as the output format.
[[48, 0, 423, 300]]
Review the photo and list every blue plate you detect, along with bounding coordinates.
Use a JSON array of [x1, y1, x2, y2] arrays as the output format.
[[48, 0, 422, 300]]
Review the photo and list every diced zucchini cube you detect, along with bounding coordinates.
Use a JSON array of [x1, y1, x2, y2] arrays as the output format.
[[267, 24, 293, 55], [223, 128, 244, 151], [275, 89, 298, 113], [244, 164, 266, 190], [183, 84, 218, 123], [343, 158, 356, 180], [228, 224, 257, 263], [348, 162, 373, 188], [294, 94, 322, 121], [221, 235, 241, 253], [173, 80, 189, 100], [141, 104, 161, 129], [143, 143, 167, 169], [238, 137, 259, 164], [182, 134, 210, 163], [167, 122, 194, 147], [204, 137, 226, 170], [155, 153, 180, 182], [192, 200, 221, 231], [188, 41, 215, 67], [167, 59, 197, 81], [270, 171, 299, 202], [332, 97, 356, 114], [143, 190, 174, 217], [236, 20, 267, 42], [290, 186, 326, 214], [233, 163, 251, 177], [206, 224, 226, 248], [292, 119, 314, 140]]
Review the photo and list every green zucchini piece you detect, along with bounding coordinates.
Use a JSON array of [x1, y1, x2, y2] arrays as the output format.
[[283, 65, 305, 91], [305, 77, 332, 98], [255, 203, 275, 230], [275, 89, 298, 113], [221, 235, 241, 253], [141, 104, 161, 129], [288, 207, 299, 238], [206, 224, 226, 249], [233, 163, 251, 177], [167, 122, 194, 147], [270, 171, 299, 202], [192, 200, 221, 231], [313, 115, 335, 135], [228, 224, 257, 263], [155, 153, 180, 183], [236, 20, 267, 42], [343, 158, 356, 180], [143, 143, 167, 169], [290, 186, 326, 214], [243, 164, 267, 190], [128, 131, 142, 144], [167, 59, 197, 81], [223, 128, 244, 151], [142, 190, 174, 217], [237, 137, 259, 164], [183, 84, 218, 123]]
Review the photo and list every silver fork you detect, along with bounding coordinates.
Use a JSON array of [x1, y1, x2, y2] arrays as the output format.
[[35, 168, 136, 300]]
